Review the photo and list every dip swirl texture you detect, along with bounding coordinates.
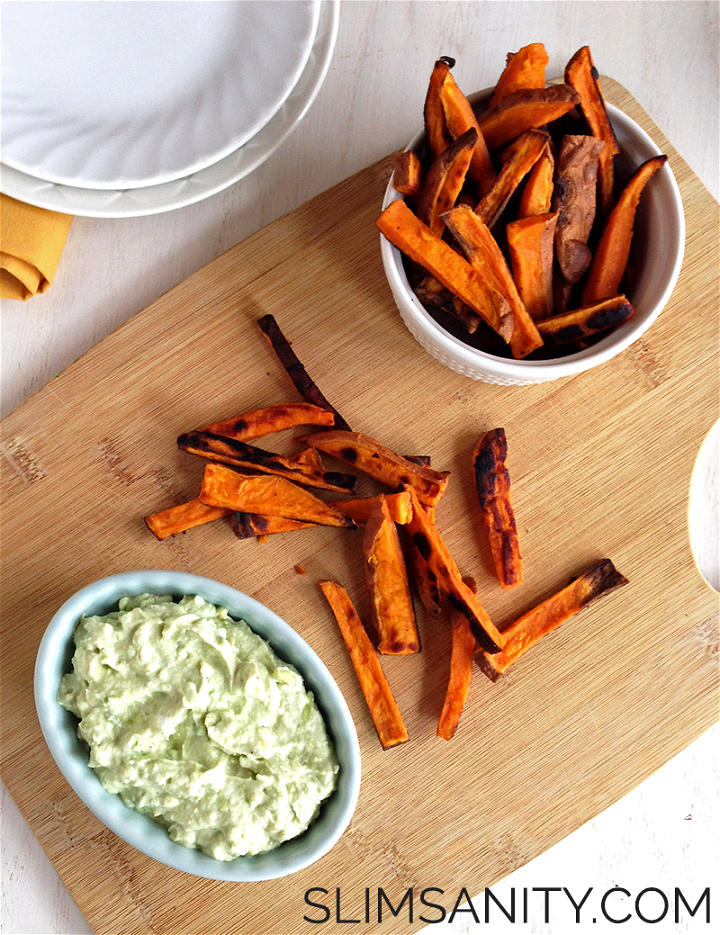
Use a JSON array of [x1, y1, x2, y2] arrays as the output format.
[[58, 593, 339, 861]]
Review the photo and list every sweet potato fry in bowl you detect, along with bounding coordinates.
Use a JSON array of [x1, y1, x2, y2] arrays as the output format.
[[477, 84, 580, 150], [535, 295, 634, 348], [488, 43, 549, 106]]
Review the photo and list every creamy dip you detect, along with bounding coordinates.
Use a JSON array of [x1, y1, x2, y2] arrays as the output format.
[[58, 593, 339, 861]]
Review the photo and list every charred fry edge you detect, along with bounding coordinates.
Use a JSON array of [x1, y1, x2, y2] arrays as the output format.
[[178, 430, 359, 494], [476, 559, 629, 681], [536, 295, 634, 347], [473, 428, 523, 589], [257, 314, 351, 432]]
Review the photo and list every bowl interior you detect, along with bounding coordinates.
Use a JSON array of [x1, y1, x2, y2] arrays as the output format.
[[382, 97, 684, 381], [34, 570, 361, 881]]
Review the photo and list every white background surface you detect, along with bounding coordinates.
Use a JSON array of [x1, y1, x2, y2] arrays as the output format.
[[1, 2, 717, 934]]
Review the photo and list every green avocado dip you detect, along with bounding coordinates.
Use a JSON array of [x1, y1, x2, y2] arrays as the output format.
[[58, 593, 339, 861]]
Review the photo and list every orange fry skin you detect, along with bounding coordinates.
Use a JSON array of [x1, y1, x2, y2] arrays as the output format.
[[582, 155, 668, 305], [304, 429, 450, 508], [476, 559, 629, 681], [145, 498, 231, 540], [319, 580, 409, 749], [518, 142, 554, 217], [488, 43, 549, 107], [393, 150, 424, 197], [473, 428, 523, 589], [439, 70, 496, 196], [199, 401, 334, 441], [336, 491, 413, 526], [363, 496, 420, 655], [405, 486, 505, 654], [437, 576, 478, 741]]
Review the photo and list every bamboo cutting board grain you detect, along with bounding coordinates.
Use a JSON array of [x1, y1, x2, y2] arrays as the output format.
[[1, 80, 717, 935]]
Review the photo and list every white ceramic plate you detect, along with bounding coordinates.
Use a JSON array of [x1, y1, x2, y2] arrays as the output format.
[[0, 0, 338, 217], [1, 1, 320, 190]]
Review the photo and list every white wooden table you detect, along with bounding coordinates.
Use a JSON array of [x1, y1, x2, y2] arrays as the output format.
[[2, 3, 717, 933]]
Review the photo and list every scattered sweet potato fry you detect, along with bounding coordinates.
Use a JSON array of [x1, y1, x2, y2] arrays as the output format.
[[477, 84, 580, 150], [582, 155, 668, 305], [565, 46, 619, 216], [231, 512, 317, 539], [145, 498, 231, 540], [405, 485, 505, 654], [438, 69, 496, 196], [488, 43, 549, 107], [518, 141, 554, 217], [417, 128, 478, 236], [377, 199, 514, 341], [424, 57, 455, 159], [303, 429, 450, 507], [199, 401, 335, 441], [319, 580, 409, 749], [257, 314, 351, 432], [475, 128, 550, 228], [441, 204, 544, 359], [393, 150, 424, 197], [535, 294, 634, 347], [199, 464, 357, 528], [553, 133, 605, 284], [437, 576, 478, 740], [177, 430, 359, 494], [363, 496, 420, 655], [473, 428, 523, 589], [476, 559, 629, 681], [506, 212, 558, 320], [337, 491, 414, 526]]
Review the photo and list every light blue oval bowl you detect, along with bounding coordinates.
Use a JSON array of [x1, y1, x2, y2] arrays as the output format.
[[34, 570, 361, 881]]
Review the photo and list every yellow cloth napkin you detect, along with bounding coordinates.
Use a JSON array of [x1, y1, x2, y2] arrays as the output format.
[[0, 194, 73, 300]]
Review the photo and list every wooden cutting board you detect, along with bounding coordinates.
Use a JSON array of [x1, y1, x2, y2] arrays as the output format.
[[1, 79, 717, 935]]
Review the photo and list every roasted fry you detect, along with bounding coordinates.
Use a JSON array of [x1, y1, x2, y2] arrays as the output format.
[[336, 491, 413, 526], [518, 141, 554, 217], [405, 521, 444, 617], [536, 295, 634, 347], [257, 314, 351, 432], [441, 204, 544, 359], [424, 57, 455, 159], [199, 464, 356, 528], [565, 46, 619, 216], [199, 401, 335, 441], [178, 431, 359, 494], [377, 199, 514, 341], [438, 69, 496, 196], [488, 43, 549, 106], [437, 576, 477, 740], [506, 212, 558, 321], [475, 128, 550, 228], [319, 580, 409, 749], [363, 496, 419, 655], [417, 128, 478, 237], [553, 134, 605, 284], [478, 85, 580, 150], [476, 559, 629, 680], [304, 429, 450, 507], [473, 428, 523, 589], [405, 486, 505, 654], [393, 150, 424, 197], [145, 498, 231, 540], [582, 155, 667, 305], [231, 512, 317, 539]]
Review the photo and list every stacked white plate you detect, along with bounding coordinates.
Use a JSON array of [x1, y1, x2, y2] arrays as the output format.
[[0, 0, 339, 217]]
